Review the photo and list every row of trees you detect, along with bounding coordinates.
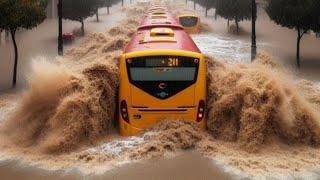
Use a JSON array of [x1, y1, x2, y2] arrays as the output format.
[[266, 0, 320, 68], [189, 0, 320, 68], [62, 0, 121, 36], [0, 0, 47, 87], [58, 0, 123, 55], [0, 0, 123, 88], [191, 0, 252, 33]]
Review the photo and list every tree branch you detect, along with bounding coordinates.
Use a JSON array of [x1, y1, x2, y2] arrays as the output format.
[[10, 28, 16, 36], [302, 30, 308, 36]]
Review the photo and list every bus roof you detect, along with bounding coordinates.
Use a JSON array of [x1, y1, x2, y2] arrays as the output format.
[[124, 27, 200, 54], [124, 8, 201, 54], [138, 11, 183, 30]]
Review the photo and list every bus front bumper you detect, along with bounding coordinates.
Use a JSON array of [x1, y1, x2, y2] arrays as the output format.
[[119, 117, 206, 136]]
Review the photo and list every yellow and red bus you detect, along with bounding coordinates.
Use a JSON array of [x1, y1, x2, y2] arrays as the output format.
[[178, 14, 201, 34], [118, 7, 206, 136]]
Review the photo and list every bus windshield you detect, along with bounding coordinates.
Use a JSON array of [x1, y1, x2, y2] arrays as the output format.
[[127, 56, 199, 82], [179, 16, 198, 27]]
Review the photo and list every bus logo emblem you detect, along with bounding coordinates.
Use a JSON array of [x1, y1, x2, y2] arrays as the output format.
[[158, 92, 168, 98], [158, 83, 167, 89]]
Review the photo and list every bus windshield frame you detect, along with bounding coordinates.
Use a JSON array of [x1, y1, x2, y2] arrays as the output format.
[[126, 56, 199, 83], [125, 55, 200, 100], [179, 16, 199, 27]]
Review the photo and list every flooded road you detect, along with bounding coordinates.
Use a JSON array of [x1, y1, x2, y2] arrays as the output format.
[[0, 152, 235, 180], [0, 0, 319, 179], [0, 2, 126, 91], [192, 33, 269, 64], [190, 1, 320, 82], [104, 151, 234, 180]]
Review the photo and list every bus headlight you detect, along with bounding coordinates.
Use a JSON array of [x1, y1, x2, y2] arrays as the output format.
[[120, 100, 130, 123], [196, 100, 205, 122]]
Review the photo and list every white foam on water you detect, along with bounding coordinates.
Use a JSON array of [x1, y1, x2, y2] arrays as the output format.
[[209, 158, 250, 179], [87, 131, 156, 156], [0, 101, 18, 124]]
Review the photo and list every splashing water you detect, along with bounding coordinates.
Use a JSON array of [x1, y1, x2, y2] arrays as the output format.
[[86, 132, 156, 157], [0, 2, 319, 179]]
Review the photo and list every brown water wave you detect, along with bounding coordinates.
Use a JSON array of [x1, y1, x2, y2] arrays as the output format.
[[206, 52, 320, 152], [0, 3, 147, 154], [0, 1, 319, 178]]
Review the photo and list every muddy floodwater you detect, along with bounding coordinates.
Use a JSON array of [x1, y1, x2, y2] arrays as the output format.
[[0, 0, 320, 179], [192, 33, 269, 64], [0, 152, 234, 180]]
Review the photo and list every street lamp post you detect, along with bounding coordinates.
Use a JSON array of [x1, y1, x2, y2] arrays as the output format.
[[58, 0, 63, 55], [251, 0, 257, 61]]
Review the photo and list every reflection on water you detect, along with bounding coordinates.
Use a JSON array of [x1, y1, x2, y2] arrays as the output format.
[[103, 151, 236, 180], [193, 33, 268, 64], [0, 160, 82, 180], [0, 151, 235, 180]]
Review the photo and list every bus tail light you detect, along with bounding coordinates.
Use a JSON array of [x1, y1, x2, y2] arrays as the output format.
[[120, 100, 129, 123], [196, 100, 205, 122]]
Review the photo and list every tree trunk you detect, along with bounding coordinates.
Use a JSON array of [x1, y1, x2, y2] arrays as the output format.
[[227, 19, 230, 27], [58, 0, 63, 55], [235, 18, 239, 33], [122, 0, 124, 6], [96, 9, 99, 22], [10, 29, 18, 88], [251, 0, 257, 61], [296, 29, 302, 68], [205, 0, 208, 17], [214, 11, 217, 20], [205, 7, 208, 17], [0, 30, 3, 45], [81, 19, 85, 36], [107, 6, 110, 15], [193, 1, 196, 10]]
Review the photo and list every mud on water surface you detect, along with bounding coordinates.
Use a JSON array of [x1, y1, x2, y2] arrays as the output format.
[[0, 3, 146, 154], [206, 53, 320, 152], [0, 0, 320, 179]]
